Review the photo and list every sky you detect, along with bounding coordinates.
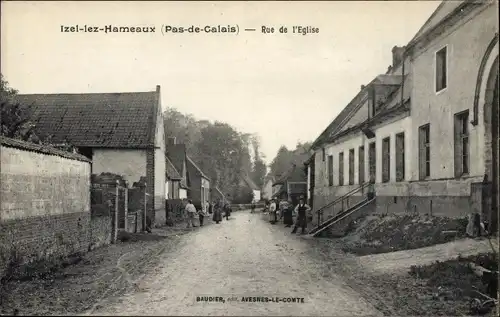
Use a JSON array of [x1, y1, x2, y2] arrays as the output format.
[[1, 0, 440, 164]]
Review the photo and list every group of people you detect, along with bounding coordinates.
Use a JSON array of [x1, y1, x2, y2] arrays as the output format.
[[183, 199, 232, 228], [266, 196, 312, 234]]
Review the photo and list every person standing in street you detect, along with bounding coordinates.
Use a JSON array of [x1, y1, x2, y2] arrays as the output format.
[[282, 199, 294, 227], [185, 199, 197, 228], [198, 206, 205, 227], [291, 197, 311, 234], [224, 203, 231, 220], [269, 199, 277, 224], [212, 200, 222, 224]]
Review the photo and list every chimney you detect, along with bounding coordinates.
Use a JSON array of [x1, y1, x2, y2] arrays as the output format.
[[167, 137, 176, 145], [387, 65, 393, 74], [361, 85, 366, 90], [156, 85, 161, 92], [392, 46, 405, 68]]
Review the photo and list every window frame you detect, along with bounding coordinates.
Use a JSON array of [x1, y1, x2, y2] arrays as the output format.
[[395, 132, 405, 182], [358, 145, 365, 185], [419, 124, 431, 180], [368, 142, 376, 183], [382, 137, 391, 183], [454, 110, 470, 177], [327, 155, 334, 187], [338, 152, 344, 186], [435, 45, 448, 94], [348, 148, 355, 185]]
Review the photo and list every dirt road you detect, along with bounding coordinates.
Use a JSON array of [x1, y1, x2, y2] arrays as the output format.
[[85, 211, 381, 316]]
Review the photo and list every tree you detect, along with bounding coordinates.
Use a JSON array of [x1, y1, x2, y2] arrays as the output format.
[[268, 142, 313, 180], [1, 74, 39, 142], [250, 135, 267, 188], [164, 108, 268, 203]]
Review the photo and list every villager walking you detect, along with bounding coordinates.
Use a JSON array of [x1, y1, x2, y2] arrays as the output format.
[[185, 199, 197, 228], [291, 197, 311, 234], [212, 200, 222, 224]]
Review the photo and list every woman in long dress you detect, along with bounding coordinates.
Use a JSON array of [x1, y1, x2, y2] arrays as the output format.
[[282, 200, 294, 227], [212, 200, 222, 224]]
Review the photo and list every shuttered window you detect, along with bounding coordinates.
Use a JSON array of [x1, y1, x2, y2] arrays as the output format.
[[349, 149, 355, 185], [382, 137, 390, 183], [368, 142, 376, 183], [454, 111, 469, 177], [419, 124, 431, 179], [358, 146, 365, 184], [395, 132, 405, 182], [327, 155, 334, 186], [338, 152, 344, 186]]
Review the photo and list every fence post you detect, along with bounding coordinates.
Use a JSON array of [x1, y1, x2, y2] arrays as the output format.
[[144, 182, 147, 232], [124, 183, 129, 232], [114, 180, 119, 242]]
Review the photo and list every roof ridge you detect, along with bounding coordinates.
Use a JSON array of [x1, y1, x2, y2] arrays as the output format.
[[17, 91, 157, 96]]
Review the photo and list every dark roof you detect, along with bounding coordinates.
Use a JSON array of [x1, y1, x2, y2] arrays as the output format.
[[15, 89, 160, 148], [311, 74, 403, 151], [186, 155, 210, 181], [0, 136, 91, 162], [273, 164, 307, 186], [166, 156, 181, 180], [166, 144, 189, 188]]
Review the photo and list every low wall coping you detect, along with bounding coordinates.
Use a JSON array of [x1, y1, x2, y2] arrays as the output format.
[[0, 136, 91, 163]]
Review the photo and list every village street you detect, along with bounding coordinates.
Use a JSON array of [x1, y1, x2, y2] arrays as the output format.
[[84, 211, 381, 316]]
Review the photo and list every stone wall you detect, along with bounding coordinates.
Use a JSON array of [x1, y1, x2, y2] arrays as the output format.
[[0, 138, 103, 279]]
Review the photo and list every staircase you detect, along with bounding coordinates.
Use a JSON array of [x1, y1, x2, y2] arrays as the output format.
[[308, 182, 375, 237]]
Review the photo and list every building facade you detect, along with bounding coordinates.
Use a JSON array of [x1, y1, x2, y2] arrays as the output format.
[[17, 85, 168, 228], [309, 1, 499, 231]]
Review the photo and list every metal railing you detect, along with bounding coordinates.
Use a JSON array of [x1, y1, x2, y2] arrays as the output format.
[[315, 182, 374, 227]]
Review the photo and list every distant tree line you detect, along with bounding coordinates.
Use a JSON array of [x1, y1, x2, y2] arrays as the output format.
[[163, 108, 267, 204]]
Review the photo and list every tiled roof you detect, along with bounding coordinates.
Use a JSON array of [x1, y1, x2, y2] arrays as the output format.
[[311, 74, 404, 151], [0, 136, 91, 162], [166, 144, 187, 175], [186, 155, 210, 181], [166, 156, 181, 179], [166, 144, 189, 188], [15, 89, 159, 148], [273, 164, 307, 186]]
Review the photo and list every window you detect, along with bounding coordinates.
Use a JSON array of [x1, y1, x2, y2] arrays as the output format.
[[327, 155, 334, 186], [435, 46, 447, 92], [396, 132, 405, 182], [369, 142, 376, 183], [338, 152, 344, 186], [454, 111, 469, 176], [358, 146, 365, 184], [382, 137, 390, 183], [419, 124, 431, 179], [322, 148, 326, 162], [349, 149, 355, 185]]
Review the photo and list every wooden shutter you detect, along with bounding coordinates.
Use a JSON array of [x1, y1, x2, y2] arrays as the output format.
[[419, 126, 426, 180], [454, 115, 462, 177]]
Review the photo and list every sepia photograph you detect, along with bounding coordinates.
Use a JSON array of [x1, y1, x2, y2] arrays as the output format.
[[0, 0, 499, 316]]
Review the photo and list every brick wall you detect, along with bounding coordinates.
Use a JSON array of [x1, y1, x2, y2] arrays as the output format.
[[0, 139, 106, 279]]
